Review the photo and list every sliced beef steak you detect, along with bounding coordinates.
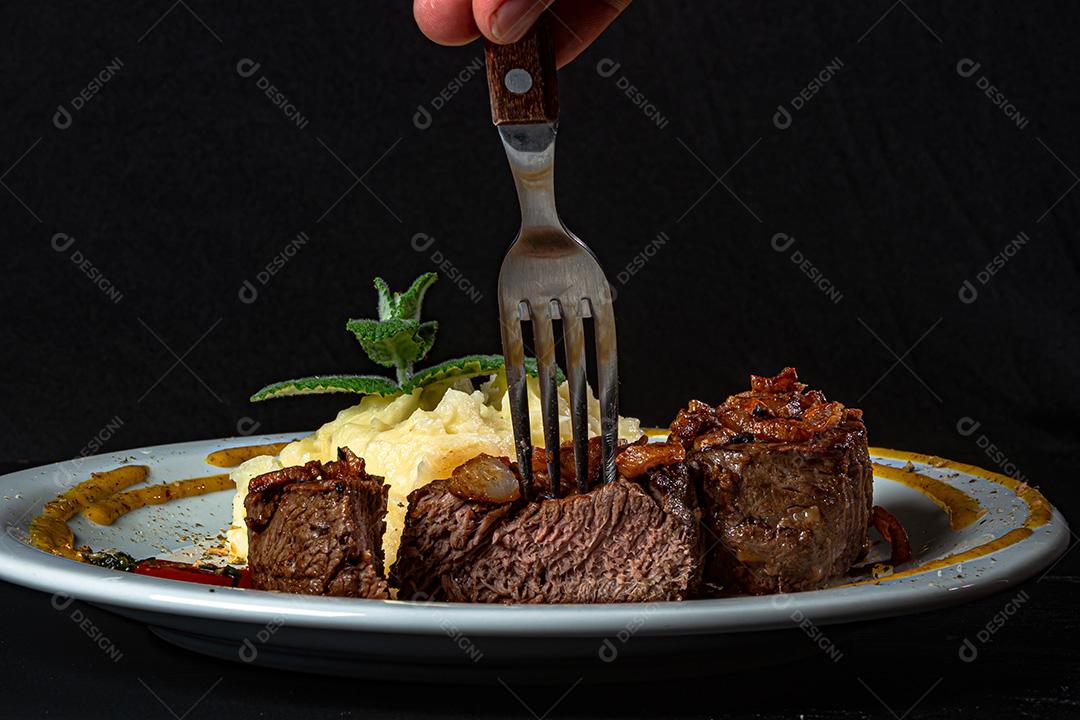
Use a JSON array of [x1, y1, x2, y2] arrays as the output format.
[[680, 367, 873, 595], [392, 442, 702, 603], [690, 424, 872, 594], [391, 463, 515, 601], [245, 448, 389, 598]]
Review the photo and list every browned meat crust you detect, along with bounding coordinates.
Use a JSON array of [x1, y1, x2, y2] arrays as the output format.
[[245, 448, 389, 598]]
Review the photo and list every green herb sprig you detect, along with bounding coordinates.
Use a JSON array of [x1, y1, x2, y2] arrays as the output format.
[[250, 272, 558, 402]]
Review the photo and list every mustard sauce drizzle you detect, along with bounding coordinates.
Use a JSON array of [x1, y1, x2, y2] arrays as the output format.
[[81, 474, 233, 525], [204, 442, 290, 468], [841, 448, 1055, 586], [29, 465, 149, 558]]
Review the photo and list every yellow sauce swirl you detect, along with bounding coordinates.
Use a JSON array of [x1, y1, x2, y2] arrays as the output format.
[[81, 474, 233, 525], [871, 462, 987, 531], [29, 465, 149, 558], [204, 442, 290, 468], [843, 448, 1055, 586]]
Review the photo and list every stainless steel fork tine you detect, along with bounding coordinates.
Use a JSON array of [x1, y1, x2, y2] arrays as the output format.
[[593, 295, 619, 484], [562, 303, 590, 493], [532, 300, 562, 497], [500, 299, 533, 501]]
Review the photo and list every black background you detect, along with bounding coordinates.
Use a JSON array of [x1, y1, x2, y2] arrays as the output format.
[[1, 1, 1078, 717]]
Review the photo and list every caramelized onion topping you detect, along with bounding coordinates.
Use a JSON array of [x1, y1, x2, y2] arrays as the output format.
[[530, 436, 648, 494], [669, 399, 720, 450], [615, 442, 686, 479], [749, 366, 800, 393], [871, 505, 912, 566], [448, 454, 521, 504], [668, 367, 863, 446]]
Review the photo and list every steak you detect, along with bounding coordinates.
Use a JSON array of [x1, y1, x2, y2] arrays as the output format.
[[392, 440, 702, 603], [244, 447, 389, 598], [391, 457, 516, 601], [676, 367, 873, 594]]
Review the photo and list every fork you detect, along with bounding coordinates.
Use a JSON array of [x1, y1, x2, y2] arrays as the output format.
[[484, 14, 619, 500]]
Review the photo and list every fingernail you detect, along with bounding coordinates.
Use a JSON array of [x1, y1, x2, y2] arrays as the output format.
[[491, 0, 543, 43]]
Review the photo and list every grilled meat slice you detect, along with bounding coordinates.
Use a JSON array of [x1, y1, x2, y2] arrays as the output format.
[[245, 448, 389, 598]]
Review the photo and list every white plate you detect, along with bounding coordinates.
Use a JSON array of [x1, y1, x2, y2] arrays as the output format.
[[0, 434, 1068, 682]]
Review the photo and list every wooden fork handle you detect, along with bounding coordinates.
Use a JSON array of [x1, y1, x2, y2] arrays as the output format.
[[484, 14, 559, 125]]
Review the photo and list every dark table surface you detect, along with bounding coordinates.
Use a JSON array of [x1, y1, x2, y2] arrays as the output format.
[[2, 458, 1077, 720]]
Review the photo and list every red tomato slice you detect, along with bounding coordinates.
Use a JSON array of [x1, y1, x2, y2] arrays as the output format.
[[133, 559, 239, 587]]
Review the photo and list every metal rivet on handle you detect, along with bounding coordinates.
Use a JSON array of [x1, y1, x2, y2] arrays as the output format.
[[504, 68, 533, 94]]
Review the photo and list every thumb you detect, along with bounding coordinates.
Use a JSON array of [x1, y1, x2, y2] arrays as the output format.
[[474, 0, 557, 44]]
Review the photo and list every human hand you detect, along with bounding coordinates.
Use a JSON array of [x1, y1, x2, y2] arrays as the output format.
[[413, 0, 630, 68]]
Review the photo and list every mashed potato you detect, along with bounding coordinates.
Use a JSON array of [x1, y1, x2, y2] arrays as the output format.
[[227, 376, 640, 569]]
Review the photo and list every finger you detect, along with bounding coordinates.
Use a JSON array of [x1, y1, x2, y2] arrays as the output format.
[[473, 0, 630, 68], [473, 0, 557, 44], [414, 0, 481, 46], [548, 0, 631, 68]]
